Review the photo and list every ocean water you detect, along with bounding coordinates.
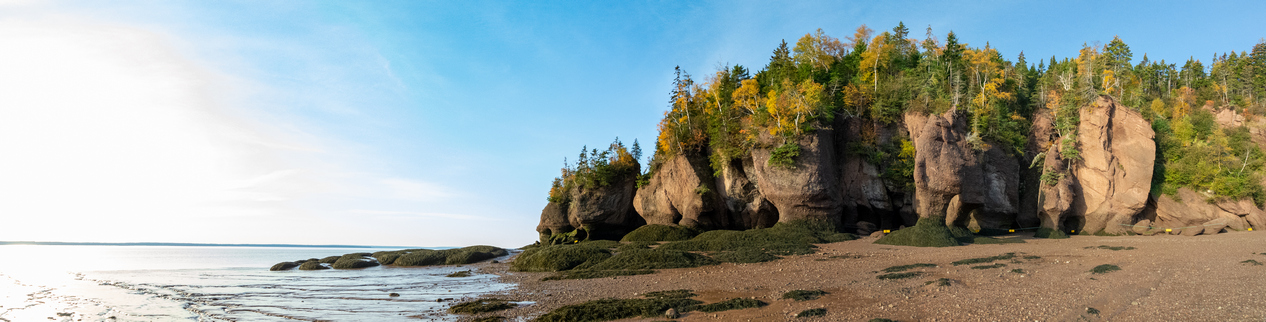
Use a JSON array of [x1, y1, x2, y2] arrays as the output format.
[[0, 245, 516, 322]]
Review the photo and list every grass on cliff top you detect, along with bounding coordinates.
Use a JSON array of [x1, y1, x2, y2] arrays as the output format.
[[376, 245, 508, 267], [541, 269, 655, 281], [1090, 264, 1121, 274], [622, 225, 698, 242], [512, 244, 613, 272], [448, 298, 516, 314], [952, 253, 1016, 266], [882, 263, 936, 273], [874, 217, 960, 247], [781, 290, 828, 301]]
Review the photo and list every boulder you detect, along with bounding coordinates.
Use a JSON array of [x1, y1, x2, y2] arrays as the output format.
[[269, 261, 299, 271], [633, 152, 724, 229], [1180, 225, 1203, 236], [1037, 144, 1077, 232], [536, 201, 573, 242], [568, 173, 644, 240], [910, 108, 981, 219], [1215, 108, 1244, 128], [716, 157, 778, 229], [1132, 219, 1151, 235], [1071, 96, 1156, 235], [1203, 218, 1229, 235], [749, 130, 842, 223]]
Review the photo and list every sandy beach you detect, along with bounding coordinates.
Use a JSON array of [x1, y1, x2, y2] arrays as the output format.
[[474, 231, 1266, 321]]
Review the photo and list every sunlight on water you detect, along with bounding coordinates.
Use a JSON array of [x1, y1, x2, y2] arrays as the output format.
[[0, 246, 514, 322]]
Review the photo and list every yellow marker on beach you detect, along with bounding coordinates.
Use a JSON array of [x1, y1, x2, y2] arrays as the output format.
[[1008, 229, 1015, 233], [1166, 229, 1172, 232], [1250, 228, 1254, 231], [1071, 230, 1075, 233], [882, 230, 891, 233]]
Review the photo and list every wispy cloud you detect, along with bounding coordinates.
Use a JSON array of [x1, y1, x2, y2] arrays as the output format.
[[379, 178, 457, 201]]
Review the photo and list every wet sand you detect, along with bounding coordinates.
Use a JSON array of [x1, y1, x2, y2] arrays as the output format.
[[477, 231, 1266, 321]]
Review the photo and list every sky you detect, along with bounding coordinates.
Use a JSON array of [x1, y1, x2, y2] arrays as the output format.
[[1, 0, 1263, 248]]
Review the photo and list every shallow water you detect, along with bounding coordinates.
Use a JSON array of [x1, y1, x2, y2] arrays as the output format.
[[0, 245, 515, 322]]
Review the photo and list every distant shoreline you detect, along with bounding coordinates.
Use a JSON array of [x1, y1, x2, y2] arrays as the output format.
[[0, 241, 416, 248]]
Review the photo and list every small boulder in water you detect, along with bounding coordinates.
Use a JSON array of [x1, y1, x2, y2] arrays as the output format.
[[298, 261, 329, 270], [269, 261, 299, 271]]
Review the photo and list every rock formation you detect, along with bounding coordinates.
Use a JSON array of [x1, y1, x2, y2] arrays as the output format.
[[633, 152, 725, 229], [749, 130, 843, 224]]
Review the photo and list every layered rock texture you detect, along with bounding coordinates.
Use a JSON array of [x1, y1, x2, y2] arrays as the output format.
[[536, 96, 1266, 245]]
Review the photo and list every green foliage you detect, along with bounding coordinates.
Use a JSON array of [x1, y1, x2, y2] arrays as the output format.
[[877, 272, 922, 280], [511, 244, 613, 272], [541, 269, 655, 281], [548, 139, 641, 204], [882, 263, 937, 273], [952, 253, 1016, 266], [796, 308, 827, 318], [874, 216, 961, 247], [1040, 170, 1064, 186], [1160, 114, 1266, 204], [449, 298, 516, 314], [768, 142, 801, 168], [781, 290, 829, 301], [1090, 264, 1121, 274], [695, 298, 768, 312]]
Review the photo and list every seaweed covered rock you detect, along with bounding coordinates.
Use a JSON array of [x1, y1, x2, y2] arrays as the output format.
[[536, 201, 573, 243], [874, 216, 960, 247], [269, 261, 299, 271], [298, 261, 330, 270], [511, 244, 613, 272], [657, 220, 854, 257], [620, 224, 697, 242], [749, 130, 842, 223], [633, 152, 725, 229], [584, 249, 718, 270], [380, 246, 510, 267], [332, 254, 380, 269]]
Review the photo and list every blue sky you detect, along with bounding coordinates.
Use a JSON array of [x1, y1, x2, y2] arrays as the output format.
[[1, 0, 1263, 247]]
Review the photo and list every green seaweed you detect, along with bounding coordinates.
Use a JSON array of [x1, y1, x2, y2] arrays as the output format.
[[970, 263, 1006, 270], [511, 244, 613, 272], [448, 298, 516, 314], [781, 290, 828, 301], [882, 263, 936, 273], [446, 270, 472, 277], [541, 269, 655, 281], [1090, 264, 1121, 274], [796, 308, 827, 317], [534, 292, 702, 322], [583, 249, 717, 270], [710, 248, 781, 263], [695, 298, 767, 312], [952, 253, 1016, 266], [873, 216, 960, 247], [1034, 227, 1069, 239], [621, 225, 698, 242], [877, 272, 922, 280]]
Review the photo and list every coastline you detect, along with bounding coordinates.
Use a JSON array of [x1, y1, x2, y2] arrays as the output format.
[[481, 232, 1266, 321]]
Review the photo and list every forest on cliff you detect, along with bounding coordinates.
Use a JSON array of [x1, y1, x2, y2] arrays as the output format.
[[538, 23, 1266, 243]]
